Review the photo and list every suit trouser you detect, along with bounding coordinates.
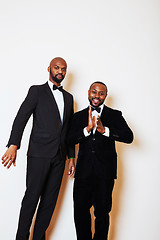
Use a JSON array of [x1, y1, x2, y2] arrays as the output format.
[[16, 154, 65, 240], [73, 170, 114, 240]]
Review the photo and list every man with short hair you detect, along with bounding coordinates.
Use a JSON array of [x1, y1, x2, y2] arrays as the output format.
[[68, 81, 133, 240], [2, 57, 75, 240]]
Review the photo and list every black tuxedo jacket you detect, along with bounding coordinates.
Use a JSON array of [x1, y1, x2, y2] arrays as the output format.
[[68, 105, 133, 179], [7, 82, 74, 160]]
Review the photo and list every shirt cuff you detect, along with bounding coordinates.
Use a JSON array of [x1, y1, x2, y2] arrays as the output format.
[[83, 127, 91, 137], [102, 127, 110, 137]]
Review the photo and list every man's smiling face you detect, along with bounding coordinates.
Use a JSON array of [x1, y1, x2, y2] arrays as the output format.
[[88, 83, 107, 107]]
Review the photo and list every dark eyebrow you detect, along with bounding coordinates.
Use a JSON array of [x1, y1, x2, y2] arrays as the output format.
[[92, 88, 104, 92], [54, 65, 66, 69]]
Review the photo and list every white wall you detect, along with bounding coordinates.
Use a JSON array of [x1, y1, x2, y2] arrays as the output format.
[[0, 0, 160, 239]]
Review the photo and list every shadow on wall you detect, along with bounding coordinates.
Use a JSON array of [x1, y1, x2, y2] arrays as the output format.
[[64, 73, 75, 93]]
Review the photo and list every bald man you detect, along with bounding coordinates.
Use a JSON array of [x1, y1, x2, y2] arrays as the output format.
[[2, 57, 75, 240]]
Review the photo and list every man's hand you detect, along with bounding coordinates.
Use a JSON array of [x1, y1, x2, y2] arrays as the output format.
[[68, 158, 75, 177], [1, 145, 17, 169], [86, 106, 95, 133], [96, 115, 105, 134]]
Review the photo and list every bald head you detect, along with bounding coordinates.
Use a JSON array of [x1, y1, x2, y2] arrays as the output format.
[[48, 57, 67, 86], [49, 57, 67, 68]]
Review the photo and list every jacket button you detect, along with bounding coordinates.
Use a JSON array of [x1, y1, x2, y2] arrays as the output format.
[[92, 138, 95, 141]]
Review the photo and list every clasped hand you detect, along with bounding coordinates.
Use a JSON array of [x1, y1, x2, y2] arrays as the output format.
[[86, 106, 105, 134]]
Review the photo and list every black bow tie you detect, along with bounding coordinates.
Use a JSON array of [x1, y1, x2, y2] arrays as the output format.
[[53, 85, 63, 91], [91, 106, 101, 113]]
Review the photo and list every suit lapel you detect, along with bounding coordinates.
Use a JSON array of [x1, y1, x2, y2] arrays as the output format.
[[62, 90, 70, 125], [44, 82, 62, 124], [100, 105, 111, 125], [101, 105, 107, 120], [83, 107, 90, 127]]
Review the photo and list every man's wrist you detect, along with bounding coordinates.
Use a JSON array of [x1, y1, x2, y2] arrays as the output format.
[[69, 158, 75, 161], [83, 127, 91, 137], [10, 145, 18, 149], [101, 127, 105, 134], [102, 127, 110, 137], [86, 126, 92, 133]]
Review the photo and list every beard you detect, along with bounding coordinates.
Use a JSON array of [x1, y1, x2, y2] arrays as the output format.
[[89, 98, 103, 107], [50, 69, 64, 84]]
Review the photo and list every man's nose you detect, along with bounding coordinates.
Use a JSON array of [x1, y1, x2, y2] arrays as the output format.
[[58, 69, 62, 74], [95, 92, 99, 98]]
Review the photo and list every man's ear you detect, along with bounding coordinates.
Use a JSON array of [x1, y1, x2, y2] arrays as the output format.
[[48, 66, 50, 72]]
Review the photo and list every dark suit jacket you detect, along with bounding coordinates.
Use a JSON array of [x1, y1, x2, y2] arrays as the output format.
[[7, 82, 74, 160], [68, 105, 133, 179]]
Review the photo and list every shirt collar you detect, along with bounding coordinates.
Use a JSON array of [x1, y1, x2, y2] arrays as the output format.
[[89, 103, 104, 114], [99, 104, 104, 112], [48, 80, 62, 90]]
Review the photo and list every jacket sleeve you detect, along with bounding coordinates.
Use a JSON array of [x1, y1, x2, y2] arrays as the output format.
[[109, 111, 134, 144], [68, 113, 88, 145], [7, 86, 38, 149], [66, 95, 76, 158]]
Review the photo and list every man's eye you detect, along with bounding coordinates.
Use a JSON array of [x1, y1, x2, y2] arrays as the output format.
[[62, 68, 66, 72], [55, 66, 59, 69]]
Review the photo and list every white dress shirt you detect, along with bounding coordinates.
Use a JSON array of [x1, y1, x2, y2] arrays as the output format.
[[83, 104, 110, 137], [48, 80, 64, 122]]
